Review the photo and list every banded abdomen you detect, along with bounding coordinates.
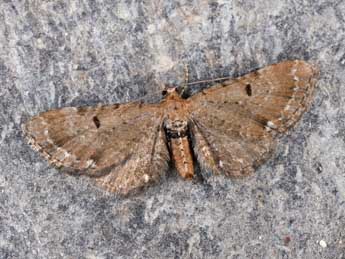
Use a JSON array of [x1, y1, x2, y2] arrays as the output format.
[[164, 119, 194, 179]]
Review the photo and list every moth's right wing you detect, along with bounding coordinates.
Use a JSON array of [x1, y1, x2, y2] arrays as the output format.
[[23, 103, 170, 195], [188, 60, 318, 178]]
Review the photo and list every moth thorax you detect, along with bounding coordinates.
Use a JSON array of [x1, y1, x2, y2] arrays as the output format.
[[164, 119, 189, 138]]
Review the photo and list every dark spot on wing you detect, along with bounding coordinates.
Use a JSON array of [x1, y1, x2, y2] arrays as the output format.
[[93, 116, 101, 128], [245, 84, 252, 96]]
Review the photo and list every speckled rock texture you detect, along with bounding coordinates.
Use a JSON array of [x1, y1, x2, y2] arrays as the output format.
[[1, 1, 344, 258]]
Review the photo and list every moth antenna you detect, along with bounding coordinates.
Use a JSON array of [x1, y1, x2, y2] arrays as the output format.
[[187, 75, 234, 86], [184, 64, 189, 86], [179, 64, 189, 97]]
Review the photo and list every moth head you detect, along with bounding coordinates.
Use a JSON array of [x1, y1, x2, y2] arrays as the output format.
[[162, 85, 180, 99]]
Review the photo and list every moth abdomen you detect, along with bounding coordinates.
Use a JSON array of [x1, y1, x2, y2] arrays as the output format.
[[169, 136, 194, 179], [164, 118, 194, 179]]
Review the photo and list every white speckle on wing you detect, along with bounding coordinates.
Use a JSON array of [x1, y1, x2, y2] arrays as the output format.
[[143, 174, 150, 183], [63, 151, 71, 158], [219, 160, 224, 168], [267, 121, 277, 129], [86, 159, 95, 168]]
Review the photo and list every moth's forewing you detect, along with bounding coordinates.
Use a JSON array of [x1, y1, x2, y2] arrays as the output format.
[[188, 60, 318, 177], [23, 103, 170, 194]]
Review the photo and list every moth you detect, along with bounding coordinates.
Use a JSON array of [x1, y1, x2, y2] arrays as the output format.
[[23, 60, 318, 195]]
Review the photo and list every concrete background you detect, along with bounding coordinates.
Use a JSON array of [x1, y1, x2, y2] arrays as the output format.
[[1, 0, 344, 258]]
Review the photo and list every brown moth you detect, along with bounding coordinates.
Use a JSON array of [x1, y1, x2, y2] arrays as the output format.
[[23, 60, 318, 195]]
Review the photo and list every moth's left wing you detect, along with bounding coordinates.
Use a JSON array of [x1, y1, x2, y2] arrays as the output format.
[[23, 103, 170, 195], [188, 60, 318, 177]]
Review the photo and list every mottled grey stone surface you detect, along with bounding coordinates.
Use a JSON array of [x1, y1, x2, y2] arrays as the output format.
[[0, 0, 344, 258]]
